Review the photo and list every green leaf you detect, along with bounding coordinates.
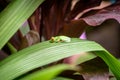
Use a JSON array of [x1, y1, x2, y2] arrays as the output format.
[[7, 42, 17, 54], [0, 0, 44, 49], [0, 38, 120, 80], [95, 51, 120, 79], [20, 64, 71, 80]]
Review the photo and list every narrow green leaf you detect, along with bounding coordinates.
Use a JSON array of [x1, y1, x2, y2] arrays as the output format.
[[20, 64, 71, 80], [7, 42, 17, 54], [95, 51, 120, 79], [0, 38, 120, 80], [0, 0, 44, 49]]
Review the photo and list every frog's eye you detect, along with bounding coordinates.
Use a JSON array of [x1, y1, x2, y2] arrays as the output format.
[[49, 37, 55, 43], [51, 37, 55, 40]]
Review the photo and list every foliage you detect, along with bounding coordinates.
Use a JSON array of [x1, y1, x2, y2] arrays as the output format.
[[0, 0, 120, 80]]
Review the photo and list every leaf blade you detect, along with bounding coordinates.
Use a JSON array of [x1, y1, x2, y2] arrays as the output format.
[[0, 0, 44, 49], [0, 38, 120, 80], [20, 64, 71, 80]]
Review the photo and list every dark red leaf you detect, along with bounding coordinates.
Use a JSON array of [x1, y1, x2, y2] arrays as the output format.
[[86, 19, 120, 57], [80, 58, 109, 80], [41, 0, 72, 39], [28, 7, 41, 33], [60, 20, 88, 37], [0, 50, 8, 61], [67, 0, 102, 20], [19, 30, 40, 50], [9, 30, 22, 50], [83, 4, 120, 26]]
